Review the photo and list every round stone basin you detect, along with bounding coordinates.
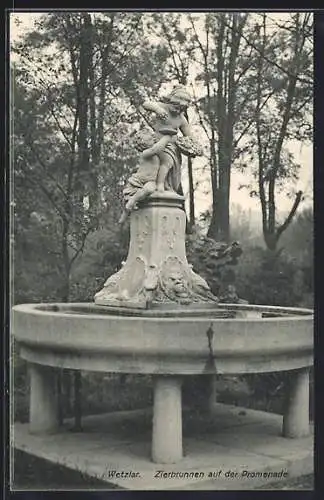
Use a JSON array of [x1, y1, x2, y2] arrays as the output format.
[[12, 303, 313, 375]]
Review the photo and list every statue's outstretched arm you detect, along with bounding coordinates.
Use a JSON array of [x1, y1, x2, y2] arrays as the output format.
[[142, 100, 167, 118]]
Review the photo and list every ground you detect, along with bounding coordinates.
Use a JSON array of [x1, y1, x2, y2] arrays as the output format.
[[11, 370, 314, 491], [12, 450, 313, 491]]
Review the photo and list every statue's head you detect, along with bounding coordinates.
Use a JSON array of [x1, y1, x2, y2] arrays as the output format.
[[133, 129, 159, 152], [163, 85, 191, 113]]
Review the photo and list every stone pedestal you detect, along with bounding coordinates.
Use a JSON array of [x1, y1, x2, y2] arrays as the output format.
[[29, 363, 58, 434], [152, 376, 183, 463], [282, 367, 310, 438], [94, 192, 217, 308]]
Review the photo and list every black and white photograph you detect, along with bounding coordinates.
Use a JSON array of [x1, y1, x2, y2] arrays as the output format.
[[9, 10, 314, 491]]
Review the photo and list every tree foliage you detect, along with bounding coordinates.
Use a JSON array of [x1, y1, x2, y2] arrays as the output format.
[[12, 12, 169, 301], [147, 13, 313, 244], [11, 12, 313, 304], [245, 13, 313, 250]]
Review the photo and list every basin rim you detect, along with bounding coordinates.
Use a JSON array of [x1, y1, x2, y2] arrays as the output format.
[[11, 302, 314, 323]]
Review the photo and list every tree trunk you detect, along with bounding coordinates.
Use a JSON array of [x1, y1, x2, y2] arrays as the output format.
[[264, 231, 278, 252], [88, 14, 115, 212], [206, 14, 245, 244], [77, 14, 91, 195], [61, 219, 71, 302], [207, 143, 220, 241], [183, 109, 195, 230], [207, 16, 231, 243], [177, 183, 191, 234], [187, 156, 195, 229], [217, 184, 230, 242]]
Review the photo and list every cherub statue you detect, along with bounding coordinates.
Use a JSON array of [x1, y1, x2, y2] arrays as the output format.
[[119, 85, 203, 224], [141, 85, 202, 192], [118, 128, 173, 224]]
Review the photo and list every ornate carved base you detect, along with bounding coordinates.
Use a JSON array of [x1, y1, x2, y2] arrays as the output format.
[[94, 192, 218, 309]]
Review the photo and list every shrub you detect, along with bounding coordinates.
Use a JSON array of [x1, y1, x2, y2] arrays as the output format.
[[235, 246, 313, 307]]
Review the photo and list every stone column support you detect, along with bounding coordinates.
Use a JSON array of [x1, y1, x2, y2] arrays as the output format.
[[282, 367, 310, 438], [152, 375, 183, 463], [29, 363, 59, 434]]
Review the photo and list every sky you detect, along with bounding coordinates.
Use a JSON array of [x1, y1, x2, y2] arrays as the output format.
[[9, 11, 313, 220]]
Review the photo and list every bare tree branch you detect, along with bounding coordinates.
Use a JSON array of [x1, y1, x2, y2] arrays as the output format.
[[276, 190, 303, 239], [189, 82, 211, 141], [223, 15, 312, 86]]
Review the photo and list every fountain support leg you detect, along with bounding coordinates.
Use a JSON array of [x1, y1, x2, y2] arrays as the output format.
[[152, 376, 183, 463], [282, 367, 310, 438], [29, 363, 59, 434]]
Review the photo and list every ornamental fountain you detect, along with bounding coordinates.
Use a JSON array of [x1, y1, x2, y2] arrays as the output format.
[[12, 85, 313, 475]]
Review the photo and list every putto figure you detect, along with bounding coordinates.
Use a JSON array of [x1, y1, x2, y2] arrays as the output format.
[[118, 129, 171, 224], [119, 85, 203, 223], [141, 85, 203, 191]]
